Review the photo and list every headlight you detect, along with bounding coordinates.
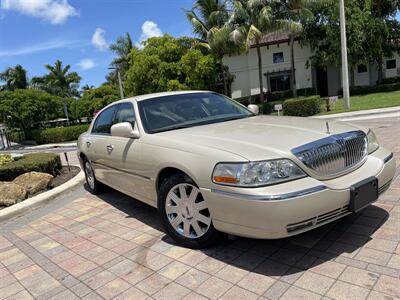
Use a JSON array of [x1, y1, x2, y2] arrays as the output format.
[[367, 129, 379, 154], [212, 159, 306, 187]]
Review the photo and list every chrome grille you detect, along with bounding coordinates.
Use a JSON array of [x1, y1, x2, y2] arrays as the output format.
[[292, 131, 368, 177]]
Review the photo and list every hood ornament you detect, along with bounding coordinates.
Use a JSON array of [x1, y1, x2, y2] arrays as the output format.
[[326, 121, 330, 134]]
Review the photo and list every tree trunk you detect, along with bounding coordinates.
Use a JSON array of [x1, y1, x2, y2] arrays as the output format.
[[377, 56, 384, 85], [220, 59, 228, 96], [290, 34, 297, 98], [256, 44, 265, 104]]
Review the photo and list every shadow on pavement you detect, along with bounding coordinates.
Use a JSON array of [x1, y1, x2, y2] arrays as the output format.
[[91, 184, 389, 277]]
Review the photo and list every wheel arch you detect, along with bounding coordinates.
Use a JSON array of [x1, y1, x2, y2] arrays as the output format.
[[156, 166, 197, 192]]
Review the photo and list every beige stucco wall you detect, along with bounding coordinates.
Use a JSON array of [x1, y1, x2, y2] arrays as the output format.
[[223, 41, 313, 99]]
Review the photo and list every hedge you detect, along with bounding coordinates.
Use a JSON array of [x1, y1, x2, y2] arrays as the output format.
[[382, 76, 400, 84], [236, 88, 317, 104], [283, 95, 321, 117], [339, 82, 400, 96], [0, 153, 62, 181], [7, 124, 89, 145]]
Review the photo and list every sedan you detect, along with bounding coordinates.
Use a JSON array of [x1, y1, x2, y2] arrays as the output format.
[[77, 91, 396, 248]]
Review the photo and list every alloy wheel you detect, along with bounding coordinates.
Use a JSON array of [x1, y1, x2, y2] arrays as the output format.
[[165, 183, 211, 239]]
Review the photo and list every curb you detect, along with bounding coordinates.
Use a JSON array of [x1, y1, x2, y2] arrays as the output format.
[[312, 106, 400, 119], [0, 170, 85, 223]]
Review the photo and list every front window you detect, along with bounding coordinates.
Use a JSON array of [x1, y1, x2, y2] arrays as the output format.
[[357, 64, 367, 73], [386, 59, 396, 70], [92, 105, 117, 134], [114, 102, 136, 127], [270, 74, 291, 92], [273, 52, 284, 64], [138, 93, 253, 133]]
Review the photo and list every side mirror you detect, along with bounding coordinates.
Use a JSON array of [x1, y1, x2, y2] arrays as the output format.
[[111, 122, 140, 139], [248, 104, 259, 115]]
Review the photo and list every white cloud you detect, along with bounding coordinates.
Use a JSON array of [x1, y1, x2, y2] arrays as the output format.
[[136, 20, 162, 48], [77, 58, 95, 71], [0, 39, 82, 57], [91, 28, 109, 51], [0, 0, 77, 25]]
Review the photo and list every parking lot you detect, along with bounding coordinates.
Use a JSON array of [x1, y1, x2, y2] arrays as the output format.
[[0, 117, 399, 300]]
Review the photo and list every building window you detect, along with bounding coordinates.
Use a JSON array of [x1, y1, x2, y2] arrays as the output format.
[[357, 64, 367, 73], [269, 74, 291, 92], [273, 52, 284, 64], [386, 59, 396, 70]]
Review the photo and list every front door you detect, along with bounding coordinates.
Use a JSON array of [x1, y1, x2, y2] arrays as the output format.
[[107, 102, 150, 202], [316, 67, 328, 97]]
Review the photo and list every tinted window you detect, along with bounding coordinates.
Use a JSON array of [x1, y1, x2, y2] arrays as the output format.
[[114, 103, 136, 127], [387, 59, 396, 70], [273, 52, 284, 64], [92, 105, 117, 134], [138, 93, 253, 133]]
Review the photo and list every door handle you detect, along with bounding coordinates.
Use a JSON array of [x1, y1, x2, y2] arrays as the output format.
[[106, 144, 114, 152]]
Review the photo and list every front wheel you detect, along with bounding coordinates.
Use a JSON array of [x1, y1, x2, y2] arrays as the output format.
[[158, 174, 220, 248]]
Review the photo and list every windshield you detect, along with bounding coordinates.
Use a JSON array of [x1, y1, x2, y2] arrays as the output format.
[[138, 92, 254, 133]]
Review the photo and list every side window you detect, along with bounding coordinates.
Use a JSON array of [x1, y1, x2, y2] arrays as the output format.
[[92, 105, 117, 134], [114, 103, 136, 127]]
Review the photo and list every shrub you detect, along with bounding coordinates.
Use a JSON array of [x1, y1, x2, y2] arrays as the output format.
[[30, 124, 89, 145], [0, 154, 13, 166], [283, 95, 321, 117], [339, 83, 400, 96], [0, 153, 62, 181], [7, 131, 24, 143], [382, 76, 400, 84]]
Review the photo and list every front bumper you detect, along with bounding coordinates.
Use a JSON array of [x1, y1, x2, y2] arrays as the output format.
[[200, 147, 396, 239]]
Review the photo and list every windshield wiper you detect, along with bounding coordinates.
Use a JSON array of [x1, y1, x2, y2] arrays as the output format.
[[152, 124, 193, 133]]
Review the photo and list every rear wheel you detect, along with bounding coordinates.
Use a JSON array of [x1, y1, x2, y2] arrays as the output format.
[[83, 159, 102, 194], [158, 174, 220, 248]]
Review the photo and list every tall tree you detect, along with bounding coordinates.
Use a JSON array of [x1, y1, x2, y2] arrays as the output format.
[[229, 0, 285, 103], [274, 0, 324, 98], [186, 0, 237, 95], [369, 0, 400, 83], [32, 60, 81, 97], [0, 65, 28, 91], [107, 32, 134, 85]]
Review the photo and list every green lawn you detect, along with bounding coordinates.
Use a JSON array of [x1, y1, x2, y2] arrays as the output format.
[[318, 90, 400, 115]]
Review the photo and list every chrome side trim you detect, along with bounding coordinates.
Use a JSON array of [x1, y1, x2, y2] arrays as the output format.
[[383, 153, 394, 164], [91, 161, 152, 180], [210, 185, 327, 201]]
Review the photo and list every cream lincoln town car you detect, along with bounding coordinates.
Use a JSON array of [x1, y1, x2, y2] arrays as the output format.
[[77, 91, 396, 248]]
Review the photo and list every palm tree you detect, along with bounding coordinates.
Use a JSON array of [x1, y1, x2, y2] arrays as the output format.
[[32, 60, 81, 97], [230, 0, 285, 103], [279, 0, 327, 98], [0, 65, 28, 91], [186, 0, 238, 95], [108, 32, 134, 83]]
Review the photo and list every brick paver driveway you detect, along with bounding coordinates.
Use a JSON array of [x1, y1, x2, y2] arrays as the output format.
[[1, 117, 399, 300]]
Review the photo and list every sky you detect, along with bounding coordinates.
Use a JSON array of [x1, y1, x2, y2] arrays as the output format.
[[0, 0, 194, 87]]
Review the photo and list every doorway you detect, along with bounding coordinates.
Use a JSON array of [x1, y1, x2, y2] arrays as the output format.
[[316, 67, 328, 97]]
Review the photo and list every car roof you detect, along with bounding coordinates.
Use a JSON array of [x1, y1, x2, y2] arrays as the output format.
[[114, 90, 214, 104]]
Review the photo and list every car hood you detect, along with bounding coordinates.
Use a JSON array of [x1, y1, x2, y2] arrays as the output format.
[[154, 116, 366, 161]]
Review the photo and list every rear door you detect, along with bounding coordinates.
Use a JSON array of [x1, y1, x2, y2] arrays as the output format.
[[89, 104, 118, 184]]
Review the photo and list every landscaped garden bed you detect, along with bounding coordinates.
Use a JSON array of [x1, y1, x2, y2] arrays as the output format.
[[0, 153, 80, 209]]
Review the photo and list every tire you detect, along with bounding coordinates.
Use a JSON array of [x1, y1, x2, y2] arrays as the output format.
[[83, 159, 103, 195], [158, 173, 220, 249]]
